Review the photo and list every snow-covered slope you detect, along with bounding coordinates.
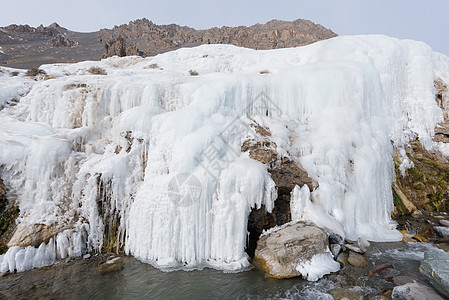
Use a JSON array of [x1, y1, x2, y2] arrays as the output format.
[[0, 35, 448, 273]]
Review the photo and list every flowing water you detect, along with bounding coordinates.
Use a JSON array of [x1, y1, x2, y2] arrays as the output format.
[[0, 242, 441, 299]]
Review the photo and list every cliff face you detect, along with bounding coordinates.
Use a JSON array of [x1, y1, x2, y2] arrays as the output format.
[[98, 18, 337, 58]]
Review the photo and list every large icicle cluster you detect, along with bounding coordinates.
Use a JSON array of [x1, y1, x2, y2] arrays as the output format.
[[0, 35, 448, 273]]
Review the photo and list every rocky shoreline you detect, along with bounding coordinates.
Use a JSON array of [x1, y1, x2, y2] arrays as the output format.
[[1, 228, 448, 299]]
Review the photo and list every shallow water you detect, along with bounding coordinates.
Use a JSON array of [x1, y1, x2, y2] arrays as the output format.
[[0, 242, 441, 299]]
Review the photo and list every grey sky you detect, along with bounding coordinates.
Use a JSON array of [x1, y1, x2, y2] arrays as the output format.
[[1, 0, 448, 55]]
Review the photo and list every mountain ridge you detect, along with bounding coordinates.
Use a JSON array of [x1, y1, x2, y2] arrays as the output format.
[[0, 18, 337, 68]]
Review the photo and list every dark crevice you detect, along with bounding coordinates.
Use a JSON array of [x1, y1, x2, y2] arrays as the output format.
[[246, 187, 293, 258]]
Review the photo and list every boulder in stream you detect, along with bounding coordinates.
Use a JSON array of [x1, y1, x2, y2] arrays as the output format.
[[253, 221, 339, 280]]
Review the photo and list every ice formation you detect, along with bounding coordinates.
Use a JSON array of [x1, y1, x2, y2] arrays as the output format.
[[296, 252, 341, 282], [0, 35, 448, 273]]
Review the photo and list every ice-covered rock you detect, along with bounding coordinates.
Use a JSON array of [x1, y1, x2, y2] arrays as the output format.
[[253, 221, 339, 280], [420, 250, 449, 297], [357, 237, 370, 252]]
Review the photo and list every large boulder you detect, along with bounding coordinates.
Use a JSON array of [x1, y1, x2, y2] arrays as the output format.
[[420, 250, 449, 297], [253, 221, 339, 280]]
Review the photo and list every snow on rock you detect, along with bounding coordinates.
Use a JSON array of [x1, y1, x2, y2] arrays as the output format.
[[254, 221, 335, 279], [0, 34, 448, 273], [296, 253, 340, 282]]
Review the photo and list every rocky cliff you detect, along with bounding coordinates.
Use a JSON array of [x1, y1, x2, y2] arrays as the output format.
[[1, 19, 336, 68], [98, 18, 337, 58]]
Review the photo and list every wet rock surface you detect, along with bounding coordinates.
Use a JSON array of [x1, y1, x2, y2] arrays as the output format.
[[392, 282, 444, 300], [420, 250, 449, 297]]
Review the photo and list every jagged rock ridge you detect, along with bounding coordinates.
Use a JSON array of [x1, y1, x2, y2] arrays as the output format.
[[0, 19, 336, 68], [97, 18, 338, 58]]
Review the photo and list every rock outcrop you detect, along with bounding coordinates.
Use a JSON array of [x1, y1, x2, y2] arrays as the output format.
[[7, 223, 69, 248], [392, 141, 449, 215], [253, 221, 338, 279], [420, 250, 449, 297], [47, 34, 78, 47], [98, 18, 337, 58], [391, 78, 449, 217], [101, 36, 145, 58]]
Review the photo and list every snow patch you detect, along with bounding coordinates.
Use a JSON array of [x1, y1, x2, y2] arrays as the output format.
[[296, 252, 340, 281]]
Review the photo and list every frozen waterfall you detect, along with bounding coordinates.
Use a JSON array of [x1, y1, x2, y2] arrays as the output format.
[[1, 35, 448, 272]]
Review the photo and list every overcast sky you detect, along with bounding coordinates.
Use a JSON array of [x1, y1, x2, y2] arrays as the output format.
[[1, 0, 448, 55]]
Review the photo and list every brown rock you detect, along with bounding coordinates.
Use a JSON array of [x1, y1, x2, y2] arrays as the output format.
[[7, 223, 70, 248], [98, 18, 337, 58], [368, 263, 393, 277], [347, 251, 367, 267], [329, 286, 364, 300]]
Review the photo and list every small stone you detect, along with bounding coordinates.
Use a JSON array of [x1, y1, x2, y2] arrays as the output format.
[[392, 282, 444, 300], [439, 220, 449, 227], [357, 237, 370, 252], [337, 252, 349, 266], [83, 254, 91, 259], [411, 235, 427, 243], [330, 244, 342, 258], [95, 257, 125, 274], [329, 232, 344, 245], [347, 251, 366, 267], [329, 286, 364, 300], [345, 243, 364, 254]]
